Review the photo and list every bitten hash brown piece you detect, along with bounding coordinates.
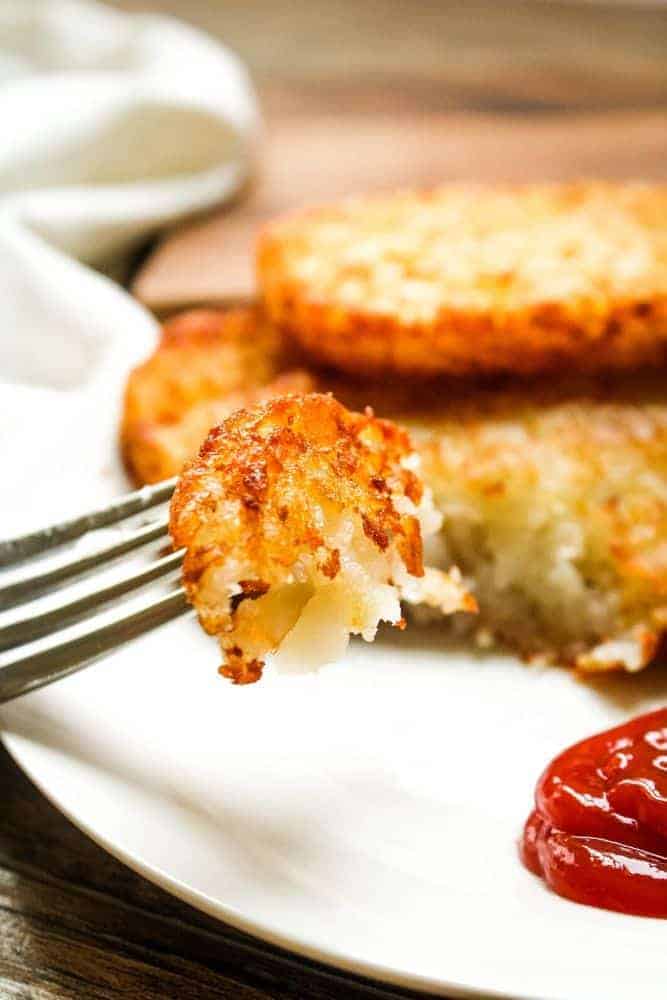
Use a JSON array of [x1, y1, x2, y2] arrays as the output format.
[[258, 182, 667, 377], [169, 393, 472, 684]]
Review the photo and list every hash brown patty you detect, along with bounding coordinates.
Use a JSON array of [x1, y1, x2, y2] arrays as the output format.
[[122, 307, 667, 673], [411, 379, 667, 672], [257, 182, 667, 378]]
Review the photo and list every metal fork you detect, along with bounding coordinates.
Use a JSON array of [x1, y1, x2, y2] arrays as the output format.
[[0, 478, 191, 704]]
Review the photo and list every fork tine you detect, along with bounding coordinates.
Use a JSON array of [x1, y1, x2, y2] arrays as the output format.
[[0, 549, 185, 652], [0, 516, 170, 611], [0, 477, 177, 568], [0, 588, 191, 704]]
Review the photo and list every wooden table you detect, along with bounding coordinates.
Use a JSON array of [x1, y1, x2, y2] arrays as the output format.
[[3, 2, 667, 997]]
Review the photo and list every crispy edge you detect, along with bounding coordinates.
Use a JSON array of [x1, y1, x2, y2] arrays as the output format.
[[120, 307, 290, 485]]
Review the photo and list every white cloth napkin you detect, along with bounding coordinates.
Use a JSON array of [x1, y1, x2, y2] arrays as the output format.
[[0, 0, 259, 534]]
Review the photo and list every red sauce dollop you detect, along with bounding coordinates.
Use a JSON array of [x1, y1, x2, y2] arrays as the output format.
[[521, 707, 667, 917]]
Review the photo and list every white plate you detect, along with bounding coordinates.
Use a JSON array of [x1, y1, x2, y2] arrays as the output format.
[[2, 356, 667, 1000]]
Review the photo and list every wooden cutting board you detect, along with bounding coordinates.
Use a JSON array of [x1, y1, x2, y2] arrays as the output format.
[[133, 107, 667, 314]]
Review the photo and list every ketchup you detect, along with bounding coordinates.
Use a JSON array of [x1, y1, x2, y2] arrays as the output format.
[[521, 708, 667, 917]]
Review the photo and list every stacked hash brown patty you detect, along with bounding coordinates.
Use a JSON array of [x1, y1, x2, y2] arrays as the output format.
[[122, 182, 667, 673], [258, 182, 667, 377]]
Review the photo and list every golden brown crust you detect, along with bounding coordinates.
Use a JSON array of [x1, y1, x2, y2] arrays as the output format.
[[257, 182, 667, 377], [119, 304, 434, 485], [169, 393, 425, 682], [121, 307, 310, 484]]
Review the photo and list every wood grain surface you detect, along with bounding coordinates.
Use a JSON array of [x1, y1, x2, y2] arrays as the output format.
[[3, 1, 667, 997], [133, 109, 667, 309], [124, 0, 667, 311]]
